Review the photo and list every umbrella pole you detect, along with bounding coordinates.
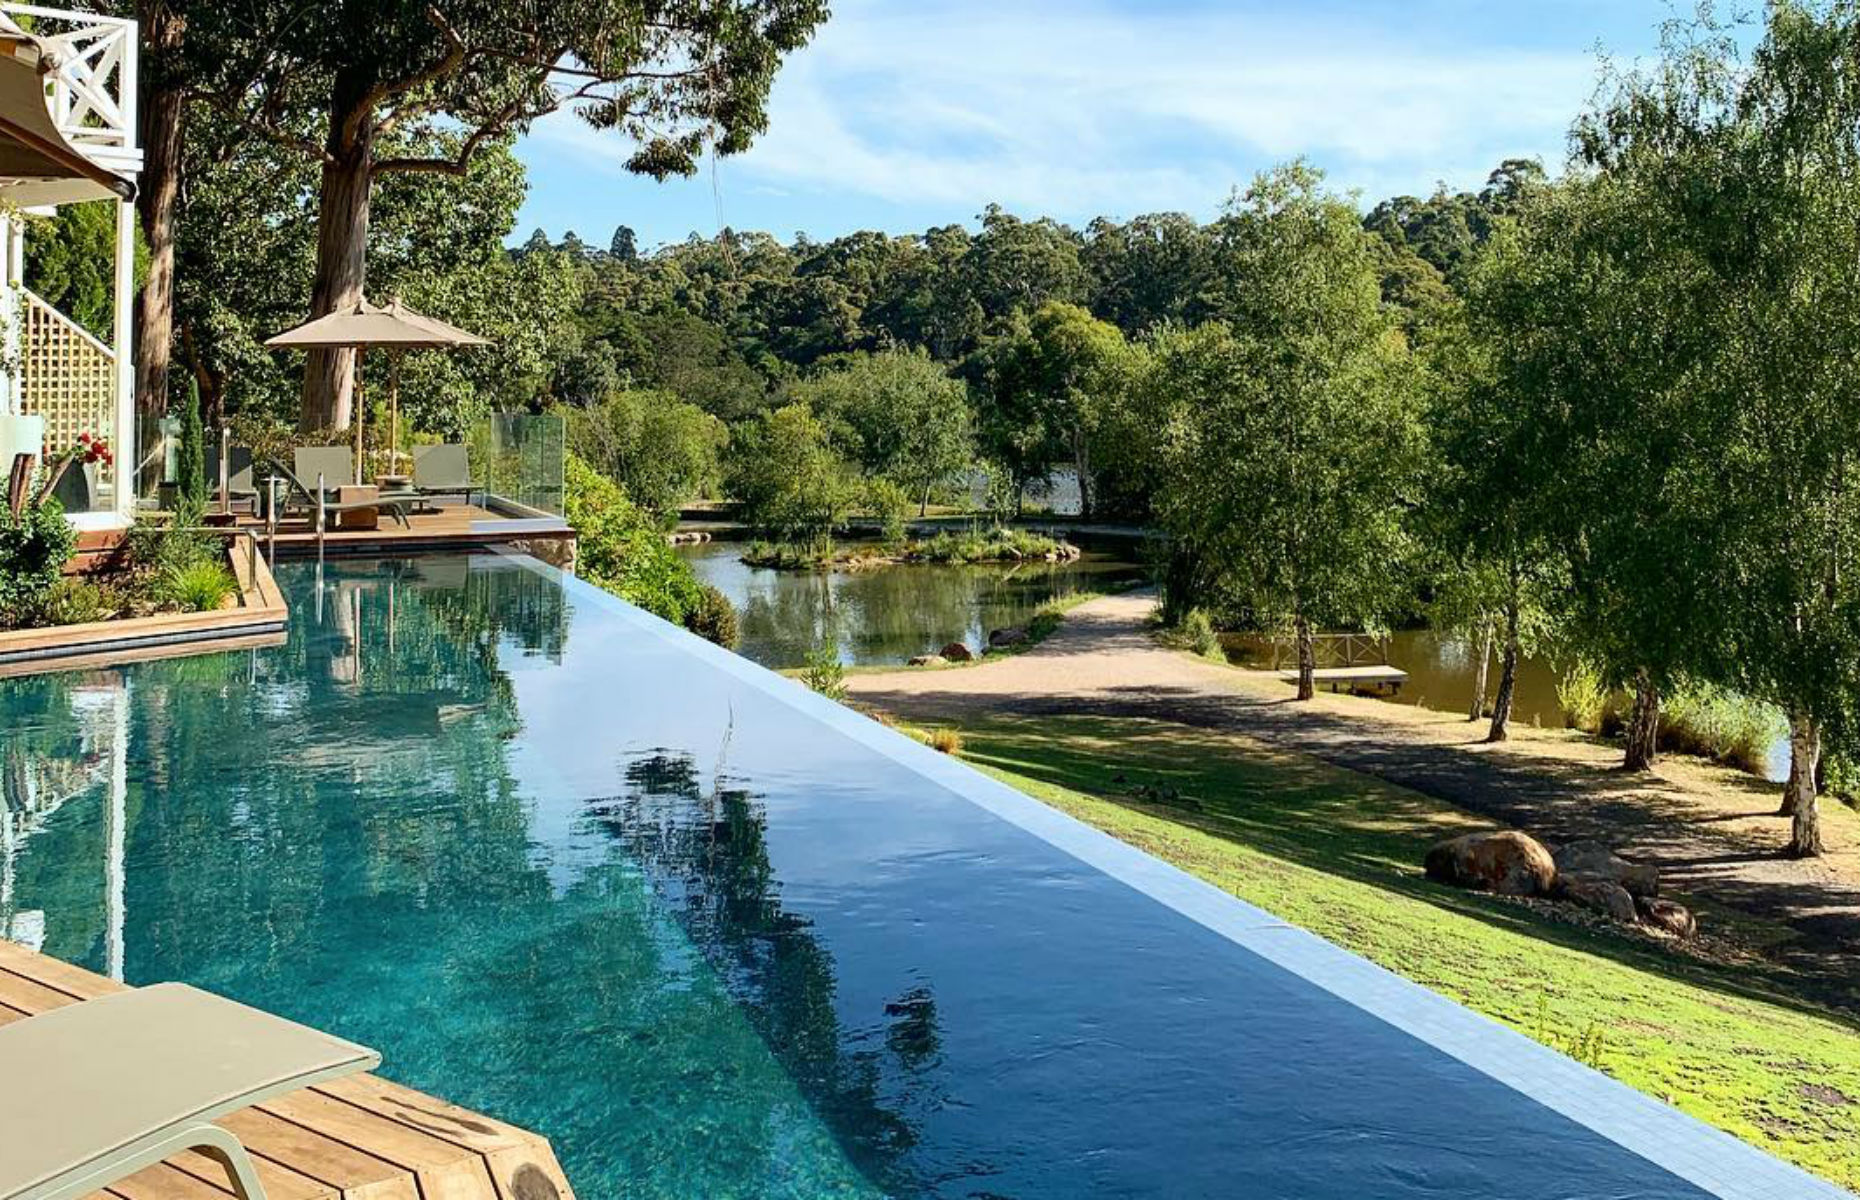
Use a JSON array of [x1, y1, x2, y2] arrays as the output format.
[[390, 350, 401, 472], [353, 348, 364, 484]]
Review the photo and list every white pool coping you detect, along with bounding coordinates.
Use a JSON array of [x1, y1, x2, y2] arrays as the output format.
[[510, 550, 1854, 1200]]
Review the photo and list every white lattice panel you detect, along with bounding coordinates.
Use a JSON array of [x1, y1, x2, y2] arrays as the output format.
[[18, 288, 116, 501]]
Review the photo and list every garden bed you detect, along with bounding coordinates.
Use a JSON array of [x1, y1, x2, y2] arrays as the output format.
[[0, 536, 288, 677]]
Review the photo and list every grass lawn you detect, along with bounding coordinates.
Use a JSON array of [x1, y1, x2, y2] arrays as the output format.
[[931, 712, 1860, 1190]]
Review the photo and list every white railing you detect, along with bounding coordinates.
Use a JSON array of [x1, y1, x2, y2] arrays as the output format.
[[18, 286, 116, 503], [0, 5, 141, 176]]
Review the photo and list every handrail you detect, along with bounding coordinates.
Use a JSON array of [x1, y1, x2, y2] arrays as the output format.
[[1270, 632, 1392, 672]]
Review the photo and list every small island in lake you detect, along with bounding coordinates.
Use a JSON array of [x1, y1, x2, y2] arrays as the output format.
[[742, 527, 1082, 571]]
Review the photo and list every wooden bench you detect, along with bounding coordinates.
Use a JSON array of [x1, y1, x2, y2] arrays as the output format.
[[0, 940, 576, 1200]]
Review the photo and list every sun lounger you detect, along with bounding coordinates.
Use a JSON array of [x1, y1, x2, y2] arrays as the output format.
[[212, 446, 259, 514], [412, 444, 484, 507], [276, 451, 413, 530], [0, 981, 379, 1200], [293, 446, 354, 493]]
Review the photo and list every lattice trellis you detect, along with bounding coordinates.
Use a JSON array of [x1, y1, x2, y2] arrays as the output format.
[[17, 288, 116, 502]]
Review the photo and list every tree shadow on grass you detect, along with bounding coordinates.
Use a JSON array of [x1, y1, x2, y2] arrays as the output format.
[[930, 708, 1860, 1031]]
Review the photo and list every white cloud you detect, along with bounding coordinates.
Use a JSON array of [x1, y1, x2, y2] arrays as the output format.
[[524, 0, 1621, 227]]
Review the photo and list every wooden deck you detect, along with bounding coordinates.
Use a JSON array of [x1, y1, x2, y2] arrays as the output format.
[[1275, 665, 1409, 691], [235, 502, 575, 559], [0, 940, 576, 1200]]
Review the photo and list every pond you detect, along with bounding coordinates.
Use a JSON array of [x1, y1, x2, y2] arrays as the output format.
[[1225, 629, 1790, 781], [679, 538, 1149, 669]]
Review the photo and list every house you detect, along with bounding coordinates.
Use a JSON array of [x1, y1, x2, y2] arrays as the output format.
[[0, 4, 139, 532]]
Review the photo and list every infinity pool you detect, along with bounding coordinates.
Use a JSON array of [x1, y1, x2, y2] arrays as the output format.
[[0, 553, 1830, 1198]]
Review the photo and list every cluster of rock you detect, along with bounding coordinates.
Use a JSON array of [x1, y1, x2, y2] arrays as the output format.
[[1424, 831, 1695, 938], [907, 628, 1030, 667], [666, 530, 711, 546]]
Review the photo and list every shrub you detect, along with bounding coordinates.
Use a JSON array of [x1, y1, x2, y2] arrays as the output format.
[[35, 577, 118, 626], [564, 452, 709, 625], [1659, 683, 1786, 776], [1181, 608, 1224, 660], [0, 497, 77, 629], [1554, 658, 1609, 733], [126, 502, 217, 578], [177, 375, 206, 509], [162, 559, 237, 612], [801, 644, 848, 701], [684, 583, 739, 648], [929, 727, 963, 755]]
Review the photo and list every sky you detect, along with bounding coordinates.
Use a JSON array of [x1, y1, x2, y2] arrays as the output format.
[[510, 0, 1686, 252]]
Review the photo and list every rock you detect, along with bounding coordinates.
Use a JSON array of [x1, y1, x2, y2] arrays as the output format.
[[1636, 896, 1697, 938], [907, 654, 947, 668], [1552, 841, 1659, 899], [1556, 875, 1639, 923], [988, 627, 1029, 649], [939, 641, 975, 663], [1423, 831, 1557, 897]]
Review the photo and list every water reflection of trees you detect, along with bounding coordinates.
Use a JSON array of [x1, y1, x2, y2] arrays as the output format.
[[587, 751, 945, 1195], [730, 553, 1145, 666]]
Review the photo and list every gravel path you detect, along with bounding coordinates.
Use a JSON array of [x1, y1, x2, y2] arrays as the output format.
[[848, 590, 1860, 1009]]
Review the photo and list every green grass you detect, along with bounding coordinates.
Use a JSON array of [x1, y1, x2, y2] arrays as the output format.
[[926, 712, 1860, 1189]]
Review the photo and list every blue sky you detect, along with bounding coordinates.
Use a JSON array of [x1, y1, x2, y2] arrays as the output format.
[[511, 0, 1684, 251]]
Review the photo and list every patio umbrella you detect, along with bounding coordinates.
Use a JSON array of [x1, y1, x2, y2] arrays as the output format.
[[265, 297, 489, 483]]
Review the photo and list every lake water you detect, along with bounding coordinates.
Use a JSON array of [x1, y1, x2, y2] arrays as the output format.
[[680, 540, 1147, 669]]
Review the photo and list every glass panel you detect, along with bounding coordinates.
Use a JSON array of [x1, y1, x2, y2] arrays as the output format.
[[471, 412, 564, 516]]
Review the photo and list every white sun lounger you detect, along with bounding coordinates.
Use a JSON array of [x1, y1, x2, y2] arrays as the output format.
[[0, 982, 380, 1200]]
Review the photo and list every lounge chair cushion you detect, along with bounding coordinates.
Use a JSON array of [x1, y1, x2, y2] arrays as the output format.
[[294, 446, 355, 490], [0, 983, 378, 1200], [413, 444, 476, 493]]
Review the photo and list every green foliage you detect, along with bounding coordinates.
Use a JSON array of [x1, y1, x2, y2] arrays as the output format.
[[23, 201, 149, 342], [1132, 167, 1424, 655], [1554, 658, 1609, 734], [126, 506, 218, 580], [177, 376, 207, 509], [801, 644, 848, 701], [567, 388, 726, 519], [1658, 685, 1787, 778], [1181, 609, 1224, 661], [563, 452, 739, 646], [792, 349, 974, 511], [34, 577, 120, 627], [162, 559, 238, 613], [685, 583, 740, 649], [0, 498, 78, 629], [725, 403, 861, 539]]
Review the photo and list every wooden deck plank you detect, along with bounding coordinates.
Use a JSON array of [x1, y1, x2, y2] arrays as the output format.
[[0, 943, 576, 1199]]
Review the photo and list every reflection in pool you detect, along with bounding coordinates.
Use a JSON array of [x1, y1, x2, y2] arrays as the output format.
[[0, 553, 1781, 1198]]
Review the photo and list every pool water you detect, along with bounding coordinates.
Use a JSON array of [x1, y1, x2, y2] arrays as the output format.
[[0, 554, 1752, 1198]]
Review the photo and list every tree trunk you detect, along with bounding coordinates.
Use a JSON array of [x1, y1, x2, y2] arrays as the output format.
[[131, 1, 186, 498], [1623, 669, 1661, 772], [1784, 712, 1824, 857], [1294, 613, 1316, 702], [1468, 614, 1494, 722], [298, 72, 377, 433], [1484, 602, 1520, 742], [1071, 425, 1092, 520]]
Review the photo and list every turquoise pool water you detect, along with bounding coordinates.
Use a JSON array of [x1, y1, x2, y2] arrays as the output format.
[[0, 554, 1747, 1197]]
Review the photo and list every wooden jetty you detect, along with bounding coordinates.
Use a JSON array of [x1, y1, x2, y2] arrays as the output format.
[[0, 939, 577, 1200], [1271, 633, 1408, 694]]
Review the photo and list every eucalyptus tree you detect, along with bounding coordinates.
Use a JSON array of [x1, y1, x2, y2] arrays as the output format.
[[183, 0, 827, 432], [1141, 165, 1425, 699]]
